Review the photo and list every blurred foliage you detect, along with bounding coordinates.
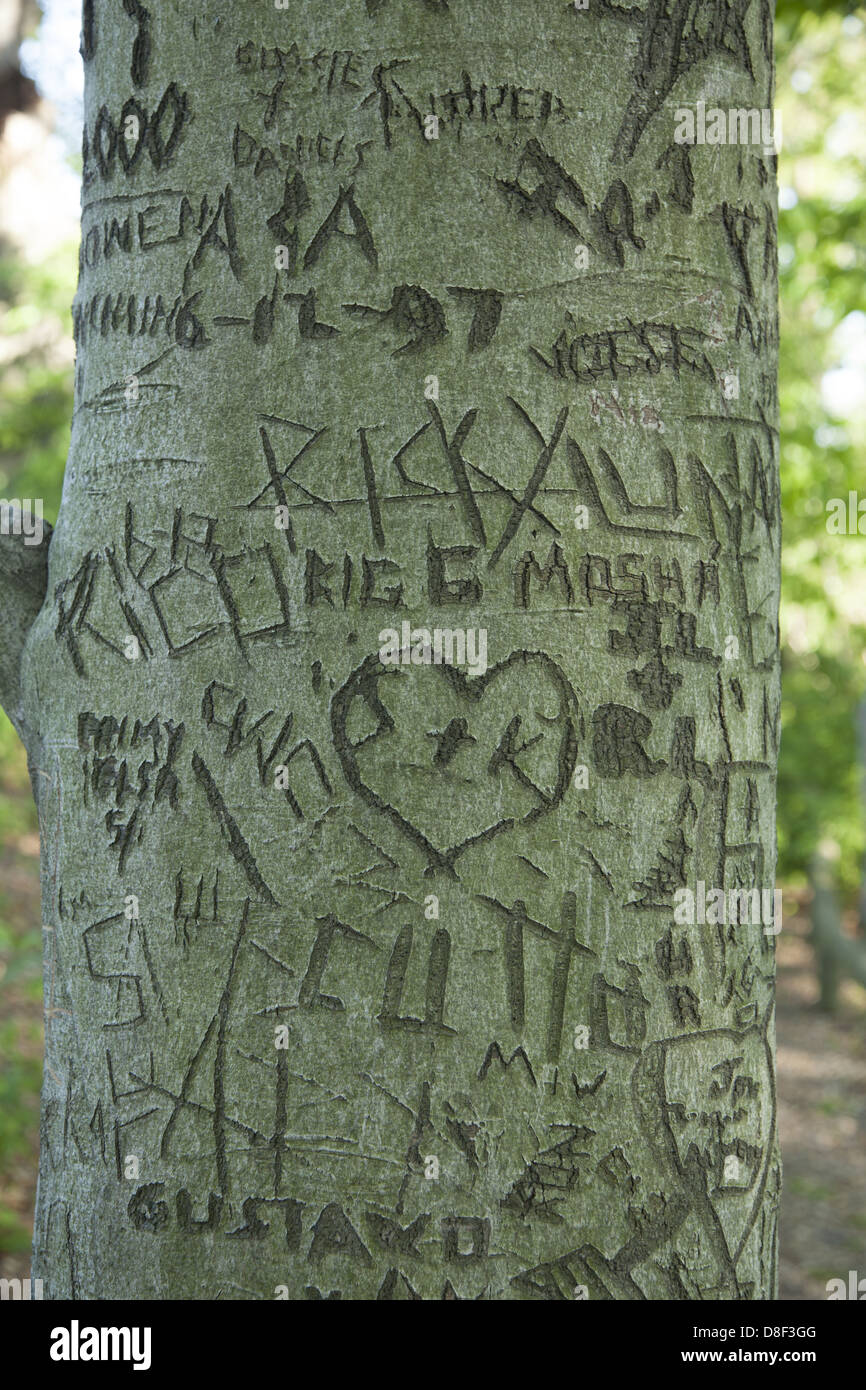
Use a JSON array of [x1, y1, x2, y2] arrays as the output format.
[[0, 247, 75, 521], [775, 0, 861, 24], [776, 7, 866, 894], [0, 205, 73, 1256], [0, 1013, 42, 1253]]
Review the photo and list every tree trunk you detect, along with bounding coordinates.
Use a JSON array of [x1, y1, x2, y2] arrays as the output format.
[[9, 0, 781, 1300]]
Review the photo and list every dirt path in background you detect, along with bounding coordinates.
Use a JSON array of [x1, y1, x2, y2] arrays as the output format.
[[776, 911, 866, 1299]]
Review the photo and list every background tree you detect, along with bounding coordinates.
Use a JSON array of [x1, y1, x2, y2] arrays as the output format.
[[1, 0, 783, 1299]]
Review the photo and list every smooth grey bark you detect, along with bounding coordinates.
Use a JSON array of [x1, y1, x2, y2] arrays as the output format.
[[6, 0, 781, 1299]]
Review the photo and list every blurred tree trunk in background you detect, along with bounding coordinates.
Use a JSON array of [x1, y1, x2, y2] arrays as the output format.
[[1, 0, 782, 1299], [0, 0, 39, 130]]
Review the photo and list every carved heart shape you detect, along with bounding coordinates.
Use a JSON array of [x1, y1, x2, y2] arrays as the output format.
[[331, 650, 580, 876]]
